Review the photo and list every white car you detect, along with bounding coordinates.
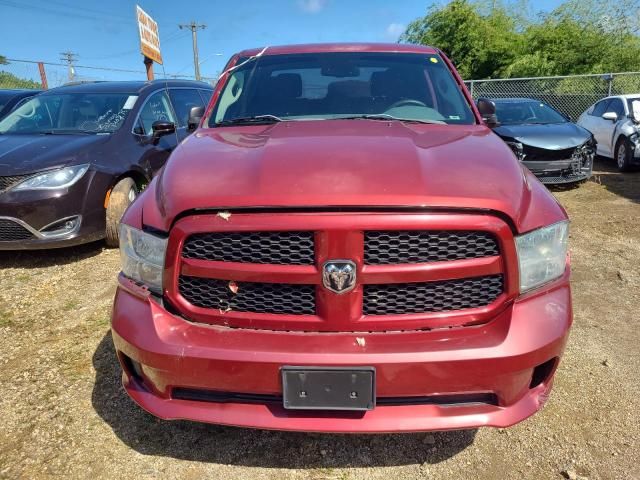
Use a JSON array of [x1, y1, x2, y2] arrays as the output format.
[[577, 94, 640, 171]]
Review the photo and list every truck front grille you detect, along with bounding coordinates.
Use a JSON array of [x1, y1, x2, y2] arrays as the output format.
[[179, 276, 316, 315], [168, 213, 514, 331], [0, 219, 34, 241], [364, 231, 499, 264], [182, 231, 315, 265], [363, 275, 503, 315]]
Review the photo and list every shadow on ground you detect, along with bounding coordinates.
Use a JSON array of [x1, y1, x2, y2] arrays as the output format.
[[588, 157, 640, 204], [92, 331, 476, 468], [0, 241, 104, 269]]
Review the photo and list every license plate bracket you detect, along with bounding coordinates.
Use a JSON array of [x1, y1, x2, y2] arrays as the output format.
[[281, 366, 375, 411]]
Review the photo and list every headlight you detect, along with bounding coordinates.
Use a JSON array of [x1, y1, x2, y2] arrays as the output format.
[[505, 141, 525, 161], [12, 164, 89, 191], [119, 224, 167, 294], [515, 221, 569, 293]]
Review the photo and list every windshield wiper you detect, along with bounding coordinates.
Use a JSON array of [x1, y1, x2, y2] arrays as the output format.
[[336, 114, 445, 125], [215, 114, 283, 127], [39, 129, 92, 135]]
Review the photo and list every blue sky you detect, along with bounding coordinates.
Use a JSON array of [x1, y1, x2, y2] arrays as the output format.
[[1, 0, 564, 84]]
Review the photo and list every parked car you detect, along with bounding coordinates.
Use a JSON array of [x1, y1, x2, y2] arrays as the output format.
[[577, 95, 640, 171], [0, 88, 43, 120], [0, 79, 213, 249], [112, 43, 571, 433], [486, 97, 595, 184]]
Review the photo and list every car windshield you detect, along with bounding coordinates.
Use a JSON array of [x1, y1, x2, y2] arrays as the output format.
[[0, 92, 137, 134], [0, 92, 16, 111], [210, 52, 475, 126], [494, 101, 567, 125]]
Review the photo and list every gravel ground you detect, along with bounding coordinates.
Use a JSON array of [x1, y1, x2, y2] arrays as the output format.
[[0, 158, 638, 480]]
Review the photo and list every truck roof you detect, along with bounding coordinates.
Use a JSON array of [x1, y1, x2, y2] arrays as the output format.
[[235, 42, 439, 58]]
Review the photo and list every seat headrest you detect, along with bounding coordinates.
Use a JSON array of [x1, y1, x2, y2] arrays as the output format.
[[268, 73, 302, 98], [327, 80, 370, 98]]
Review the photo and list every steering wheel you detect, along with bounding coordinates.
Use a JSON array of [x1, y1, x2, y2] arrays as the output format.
[[16, 102, 36, 118], [387, 99, 428, 109]]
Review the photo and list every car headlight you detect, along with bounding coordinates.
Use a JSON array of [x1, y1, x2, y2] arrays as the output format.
[[119, 224, 167, 294], [515, 221, 569, 293], [12, 164, 89, 191]]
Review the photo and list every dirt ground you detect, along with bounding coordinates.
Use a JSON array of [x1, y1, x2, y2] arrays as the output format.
[[0, 158, 638, 480]]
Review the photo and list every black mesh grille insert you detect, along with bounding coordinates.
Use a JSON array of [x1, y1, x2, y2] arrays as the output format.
[[182, 231, 315, 265], [0, 219, 34, 241], [364, 231, 499, 264], [363, 275, 503, 315], [0, 174, 32, 192], [179, 276, 316, 315]]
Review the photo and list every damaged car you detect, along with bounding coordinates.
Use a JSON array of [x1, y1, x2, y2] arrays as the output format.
[[485, 97, 595, 184], [577, 95, 640, 171]]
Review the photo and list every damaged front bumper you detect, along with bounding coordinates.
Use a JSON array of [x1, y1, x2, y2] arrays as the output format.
[[509, 141, 595, 185]]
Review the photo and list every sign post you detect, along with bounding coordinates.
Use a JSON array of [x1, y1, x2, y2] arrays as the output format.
[[136, 5, 162, 81]]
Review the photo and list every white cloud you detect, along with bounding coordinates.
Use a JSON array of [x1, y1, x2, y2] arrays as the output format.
[[298, 0, 327, 14], [385, 22, 406, 40]]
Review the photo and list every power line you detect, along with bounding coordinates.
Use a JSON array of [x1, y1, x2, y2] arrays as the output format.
[[178, 21, 206, 81]]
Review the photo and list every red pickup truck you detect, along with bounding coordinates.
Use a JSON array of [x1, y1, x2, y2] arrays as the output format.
[[112, 43, 571, 433]]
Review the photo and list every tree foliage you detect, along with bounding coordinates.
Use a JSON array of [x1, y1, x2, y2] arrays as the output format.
[[401, 0, 640, 79]]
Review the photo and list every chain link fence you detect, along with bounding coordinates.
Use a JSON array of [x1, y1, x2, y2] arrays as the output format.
[[465, 72, 640, 121], [0, 58, 217, 90], [3, 57, 640, 121]]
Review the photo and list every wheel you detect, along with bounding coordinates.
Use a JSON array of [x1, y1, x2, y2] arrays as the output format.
[[615, 137, 633, 172], [105, 177, 137, 247]]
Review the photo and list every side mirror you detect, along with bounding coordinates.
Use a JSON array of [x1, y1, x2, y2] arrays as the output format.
[[602, 111, 618, 122], [187, 106, 205, 131], [477, 98, 500, 128], [151, 121, 176, 138]]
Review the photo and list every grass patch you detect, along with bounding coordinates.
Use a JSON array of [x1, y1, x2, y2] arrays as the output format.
[[0, 310, 13, 328]]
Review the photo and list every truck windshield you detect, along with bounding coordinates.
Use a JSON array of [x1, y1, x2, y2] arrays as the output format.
[[210, 52, 475, 126], [0, 92, 137, 134]]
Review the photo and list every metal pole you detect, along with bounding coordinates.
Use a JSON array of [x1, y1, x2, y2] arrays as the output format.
[[37, 62, 48, 89], [144, 56, 154, 81]]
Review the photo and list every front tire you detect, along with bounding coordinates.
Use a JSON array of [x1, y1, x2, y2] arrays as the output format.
[[105, 178, 137, 247], [615, 137, 633, 172]]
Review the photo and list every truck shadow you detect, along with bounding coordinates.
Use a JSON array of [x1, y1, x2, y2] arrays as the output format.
[[0, 241, 104, 269], [91, 331, 477, 468]]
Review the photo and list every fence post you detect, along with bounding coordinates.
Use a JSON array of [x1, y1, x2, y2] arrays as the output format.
[[607, 73, 613, 96], [469, 80, 475, 97]]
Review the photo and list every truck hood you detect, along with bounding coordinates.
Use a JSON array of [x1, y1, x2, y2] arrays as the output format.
[[0, 133, 109, 175], [147, 120, 564, 233], [493, 122, 592, 150]]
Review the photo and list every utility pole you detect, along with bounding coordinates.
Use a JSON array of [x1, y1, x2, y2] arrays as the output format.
[[60, 51, 78, 82], [179, 21, 206, 81]]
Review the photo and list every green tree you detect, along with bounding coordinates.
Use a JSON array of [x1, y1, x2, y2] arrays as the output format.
[[401, 0, 521, 79], [401, 0, 640, 79], [0, 55, 41, 89]]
